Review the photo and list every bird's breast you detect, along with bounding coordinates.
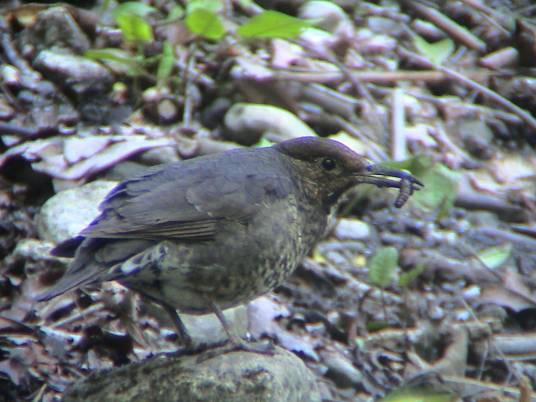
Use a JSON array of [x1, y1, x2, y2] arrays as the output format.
[[229, 196, 327, 295]]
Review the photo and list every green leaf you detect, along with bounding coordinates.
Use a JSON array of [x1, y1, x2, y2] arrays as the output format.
[[185, 8, 226, 40], [237, 10, 312, 39], [380, 157, 426, 174], [116, 12, 154, 43], [399, 264, 425, 287], [377, 155, 460, 217], [84, 48, 145, 76], [381, 387, 453, 402], [369, 247, 398, 288], [113, 1, 157, 18], [413, 35, 454, 65], [407, 157, 459, 215], [186, 0, 224, 13], [255, 137, 273, 148], [477, 243, 512, 269], [366, 320, 390, 332], [157, 41, 175, 86], [168, 5, 184, 20]]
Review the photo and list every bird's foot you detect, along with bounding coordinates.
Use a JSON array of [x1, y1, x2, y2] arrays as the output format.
[[178, 332, 194, 350], [229, 338, 275, 355], [167, 342, 210, 358], [194, 339, 275, 363]]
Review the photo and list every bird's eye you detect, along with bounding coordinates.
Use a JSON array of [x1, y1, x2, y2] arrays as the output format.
[[321, 158, 337, 171]]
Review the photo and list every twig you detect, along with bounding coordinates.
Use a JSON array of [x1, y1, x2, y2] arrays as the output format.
[[181, 42, 197, 129], [0, 122, 52, 137], [31, 383, 47, 402], [271, 68, 492, 84], [455, 188, 526, 219], [402, 0, 486, 51], [427, 125, 475, 168], [301, 83, 360, 120], [479, 47, 519, 69], [175, 59, 215, 88], [458, 0, 512, 35], [298, 43, 388, 140], [399, 48, 536, 133], [371, 86, 524, 127], [303, 111, 387, 160], [459, 302, 520, 388], [390, 88, 407, 161], [475, 227, 536, 249], [0, 17, 42, 90]]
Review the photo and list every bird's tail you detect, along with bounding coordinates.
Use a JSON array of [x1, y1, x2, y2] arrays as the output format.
[[36, 263, 101, 302]]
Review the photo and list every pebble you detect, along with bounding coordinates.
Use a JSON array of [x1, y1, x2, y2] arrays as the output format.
[[321, 350, 363, 388], [37, 180, 117, 244], [334, 218, 371, 240]]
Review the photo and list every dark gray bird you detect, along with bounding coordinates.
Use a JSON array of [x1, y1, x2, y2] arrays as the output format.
[[38, 137, 422, 348]]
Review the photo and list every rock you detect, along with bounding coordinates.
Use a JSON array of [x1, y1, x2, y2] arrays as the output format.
[[1, 64, 20, 88], [334, 218, 370, 240], [37, 180, 117, 244], [0, 97, 15, 120], [33, 50, 113, 100], [142, 86, 182, 125], [224, 103, 316, 145], [321, 350, 363, 388], [148, 303, 249, 348], [299, 1, 349, 31], [63, 346, 321, 402], [13, 238, 57, 262], [19, 6, 91, 55], [139, 146, 180, 166]]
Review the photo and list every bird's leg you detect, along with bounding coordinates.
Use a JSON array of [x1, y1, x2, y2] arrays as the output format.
[[113, 243, 195, 350], [207, 300, 274, 355], [160, 301, 193, 349], [208, 300, 243, 346]]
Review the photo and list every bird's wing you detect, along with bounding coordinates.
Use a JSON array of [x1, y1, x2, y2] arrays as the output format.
[[80, 149, 293, 241]]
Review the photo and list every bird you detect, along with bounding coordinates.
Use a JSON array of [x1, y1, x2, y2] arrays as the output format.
[[37, 136, 422, 349]]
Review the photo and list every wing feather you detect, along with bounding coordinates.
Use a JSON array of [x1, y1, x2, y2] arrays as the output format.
[[80, 148, 293, 241]]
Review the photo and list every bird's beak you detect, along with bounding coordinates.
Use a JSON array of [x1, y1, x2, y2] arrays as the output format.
[[355, 164, 424, 208]]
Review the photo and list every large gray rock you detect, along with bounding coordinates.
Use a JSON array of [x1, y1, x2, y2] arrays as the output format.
[[63, 346, 321, 402], [37, 180, 117, 244], [33, 50, 113, 99], [224, 103, 316, 145]]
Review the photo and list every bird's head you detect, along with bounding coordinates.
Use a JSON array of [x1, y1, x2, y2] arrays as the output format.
[[274, 137, 423, 208]]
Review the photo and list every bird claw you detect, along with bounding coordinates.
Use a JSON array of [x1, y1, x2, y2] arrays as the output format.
[[230, 339, 275, 355], [194, 340, 275, 363]]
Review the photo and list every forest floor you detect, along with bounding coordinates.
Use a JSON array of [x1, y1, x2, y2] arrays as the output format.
[[1, 0, 536, 401]]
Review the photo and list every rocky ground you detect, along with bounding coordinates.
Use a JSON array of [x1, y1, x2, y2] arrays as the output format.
[[1, 0, 536, 401]]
